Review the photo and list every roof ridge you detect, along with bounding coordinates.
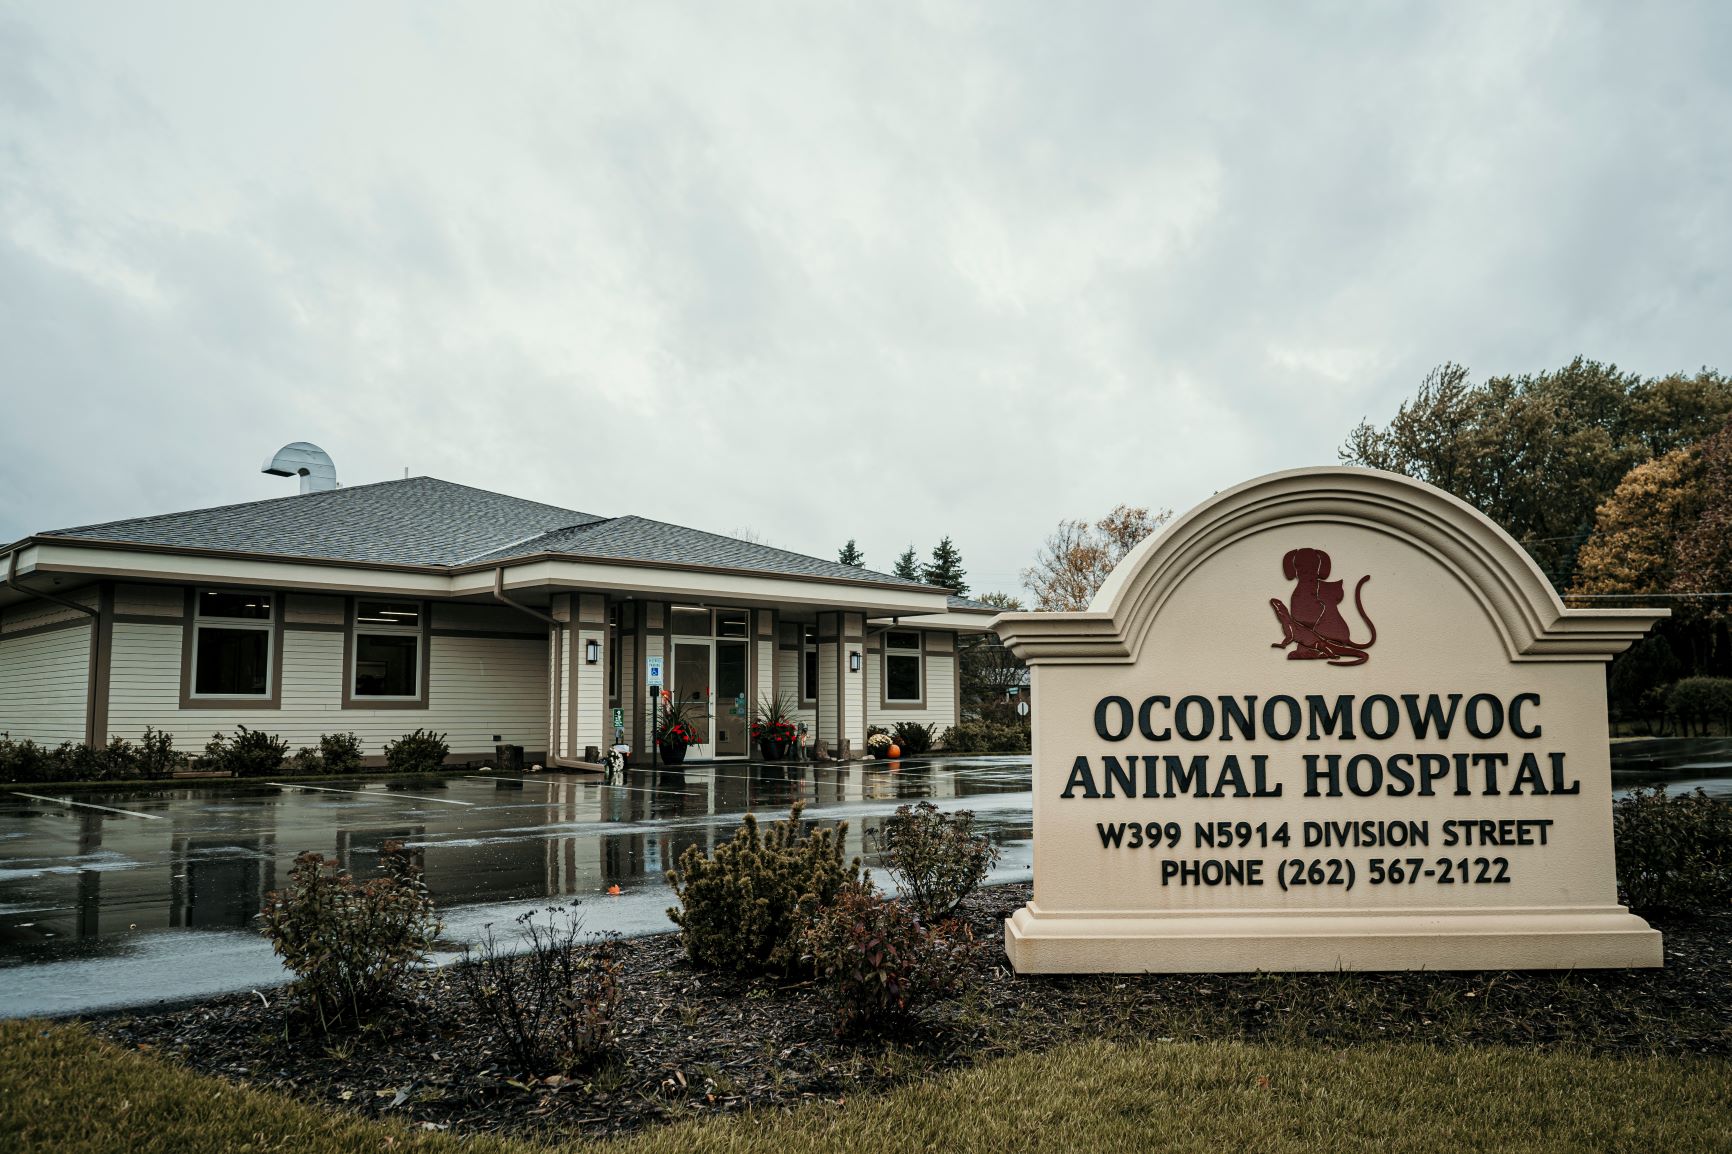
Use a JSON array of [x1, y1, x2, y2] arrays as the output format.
[[595, 514, 942, 590], [44, 476, 600, 538]]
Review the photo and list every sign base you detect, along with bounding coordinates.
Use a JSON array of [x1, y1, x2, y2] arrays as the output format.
[[1004, 902, 1662, 973]]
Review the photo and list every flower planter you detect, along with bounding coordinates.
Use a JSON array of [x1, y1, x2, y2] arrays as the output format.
[[657, 740, 689, 766], [758, 738, 790, 762]]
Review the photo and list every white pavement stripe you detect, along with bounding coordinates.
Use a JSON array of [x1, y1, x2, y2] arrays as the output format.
[[11, 793, 165, 820], [267, 783, 475, 806]]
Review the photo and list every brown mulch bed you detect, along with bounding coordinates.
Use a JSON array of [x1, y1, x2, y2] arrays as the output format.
[[93, 884, 1732, 1144]]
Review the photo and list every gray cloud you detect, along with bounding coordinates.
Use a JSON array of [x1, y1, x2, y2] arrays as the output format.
[[3, 2, 1729, 594]]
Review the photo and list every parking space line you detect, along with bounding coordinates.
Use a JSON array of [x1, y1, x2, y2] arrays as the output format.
[[11, 793, 164, 820], [267, 783, 474, 806]]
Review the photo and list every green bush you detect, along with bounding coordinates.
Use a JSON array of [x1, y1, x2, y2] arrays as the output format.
[[801, 880, 971, 1033], [1668, 677, 1732, 736], [290, 732, 367, 775], [0, 739, 56, 783], [1613, 785, 1732, 915], [890, 721, 936, 757], [258, 840, 441, 1031], [666, 801, 860, 974], [384, 728, 448, 774], [203, 726, 289, 777], [880, 801, 1001, 922], [454, 908, 622, 1076], [939, 720, 1030, 753], [135, 727, 185, 779]]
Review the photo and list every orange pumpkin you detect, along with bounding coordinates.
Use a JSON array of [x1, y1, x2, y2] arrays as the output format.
[[887, 743, 901, 758]]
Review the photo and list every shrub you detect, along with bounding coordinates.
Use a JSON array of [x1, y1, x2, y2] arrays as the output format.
[[135, 727, 185, 780], [258, 840, 441, 1030], [384, 728, 449, 774], [1613, 785, 1732, 915], [880, 801, 1001, 921], [0, 739, 56, 783], [889, 721, 936, 757], [203, 726, 289, 777], [801, 881, 971, 1033], [666, 801, 860, 973], [454, 908, 621, 1076], [291, 732, 367, 775], [1668, 677, 1732, 736], [938, 720, 1030, 754]]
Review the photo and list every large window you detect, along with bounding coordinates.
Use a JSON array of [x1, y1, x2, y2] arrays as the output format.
[[884, 630, 923, 703], [192, 590, 274, 698], [352, 600, 422, 700], [801, 624, 818, 703]]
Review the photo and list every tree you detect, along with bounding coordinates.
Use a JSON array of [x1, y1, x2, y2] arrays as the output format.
[[1342, 359, 1732, 590], [892, 546, 921, 582], [958, 592, 1026, 721], [922, 537, 968, 595], [1021, 504, 1170, 611], [1671, 422, 1732, 637], [837, 539, 865, 567], [1569, 445, 1709, 601]]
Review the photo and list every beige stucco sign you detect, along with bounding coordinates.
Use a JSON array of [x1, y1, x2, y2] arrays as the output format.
[[995, 468, 1665, 972]]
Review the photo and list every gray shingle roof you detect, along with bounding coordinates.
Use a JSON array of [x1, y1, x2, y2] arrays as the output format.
[[468, 515, 933, 588], [40, 477, 954, 593], [44, 477, 605, 567]]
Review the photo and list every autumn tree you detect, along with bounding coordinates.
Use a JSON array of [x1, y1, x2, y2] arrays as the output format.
[[922, 537, 968, 595], [1343, 358, 1732, 589], [1021, 504, 1170, 611], [892, 546, 921, 582], [1671, 422, 1732, 634], [837, 539, 865, 567], [1568, 445, 1709, 601]]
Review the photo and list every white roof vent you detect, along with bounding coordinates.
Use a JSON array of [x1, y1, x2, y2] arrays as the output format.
[[262, 442, 338, 494]]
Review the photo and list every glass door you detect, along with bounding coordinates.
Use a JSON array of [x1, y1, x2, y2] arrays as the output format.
[[714, 639, 748, 757], [673, 641, 713, 758]]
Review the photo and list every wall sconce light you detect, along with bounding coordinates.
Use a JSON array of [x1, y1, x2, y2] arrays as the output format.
[[849, 651, 861, 673], [585, 639, 600, 664]]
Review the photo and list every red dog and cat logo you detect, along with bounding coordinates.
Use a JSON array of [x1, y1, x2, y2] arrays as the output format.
[[1269, 547, 1376, 666]]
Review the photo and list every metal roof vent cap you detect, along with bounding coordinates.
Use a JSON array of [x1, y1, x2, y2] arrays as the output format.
[[262, 442, 338, 494]]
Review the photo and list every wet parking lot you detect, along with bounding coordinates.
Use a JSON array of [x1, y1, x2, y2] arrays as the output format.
[[0, 756, 1033, 1018]]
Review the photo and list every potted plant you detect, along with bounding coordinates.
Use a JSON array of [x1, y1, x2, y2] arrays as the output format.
[[750, 693, 800, 761], [655, 699, 702, 766]]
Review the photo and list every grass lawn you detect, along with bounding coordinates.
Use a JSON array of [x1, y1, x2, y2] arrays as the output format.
[[4, 1019, 1729, 1154]]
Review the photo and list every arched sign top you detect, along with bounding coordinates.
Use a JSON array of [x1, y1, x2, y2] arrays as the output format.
[[995, 466, 1666, 666]]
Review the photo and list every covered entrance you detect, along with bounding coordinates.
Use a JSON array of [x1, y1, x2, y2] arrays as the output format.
[[669, 607, 751, 759]]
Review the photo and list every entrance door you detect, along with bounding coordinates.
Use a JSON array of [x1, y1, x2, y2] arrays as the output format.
[[673, 641, 712, 758], [714, 639, 748, 757]]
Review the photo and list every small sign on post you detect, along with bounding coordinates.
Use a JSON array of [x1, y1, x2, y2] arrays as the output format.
[[611, 707, 624, 730], [1017, 700, 1030, 718], [646, 655, 664, 689]]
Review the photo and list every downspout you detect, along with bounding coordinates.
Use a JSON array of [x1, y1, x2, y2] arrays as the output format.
[[493, 565, 565, 766], [5, 549, 98, 621], [492, 565, 559, 626]]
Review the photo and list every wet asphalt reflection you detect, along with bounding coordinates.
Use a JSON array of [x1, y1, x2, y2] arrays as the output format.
[[0, 756, 1032, 1018]]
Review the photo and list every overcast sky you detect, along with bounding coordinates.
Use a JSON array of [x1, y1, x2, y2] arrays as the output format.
[[3, 3, 1728, 596]]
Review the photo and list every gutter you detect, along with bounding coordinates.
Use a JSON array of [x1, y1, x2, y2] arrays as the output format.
[[5, 551, 98, 620], [492, 566, 560, 627]]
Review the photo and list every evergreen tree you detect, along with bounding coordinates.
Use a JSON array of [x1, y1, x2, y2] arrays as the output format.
[[837, 539, 865, 567], [922, 536, 969, 595], [892, 546, 921, 582]]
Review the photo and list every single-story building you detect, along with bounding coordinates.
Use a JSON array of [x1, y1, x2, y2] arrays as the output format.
[[0, 468, 996, 767]]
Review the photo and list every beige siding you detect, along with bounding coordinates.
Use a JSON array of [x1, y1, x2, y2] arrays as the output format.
[[818, 641, 839, 744], [1, 589, 96, 635], [576, 626, 604, 757], [777, 648, 816, 737], [114, 584, 181, 617], [0, 624, 91, 744], [284, 594, 344, 625], [104, 622, 547, 757]]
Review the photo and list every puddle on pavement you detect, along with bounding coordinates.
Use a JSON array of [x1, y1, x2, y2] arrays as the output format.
[[0, 756, 1032, 1016]]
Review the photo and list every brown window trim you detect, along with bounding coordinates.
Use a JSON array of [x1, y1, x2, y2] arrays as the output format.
[[180, 587, 284, 710], [879, 628, 926, 711], [342, 596, 432, 710]]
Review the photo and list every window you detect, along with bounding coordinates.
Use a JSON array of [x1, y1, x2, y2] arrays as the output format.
[[352, 600, 422, 699], [716, 610, 748, 638], [671, 606, 711, 636], [801, 625, 818, 703], [885, 630, 922, 703], [192, 590, 274, 697]]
